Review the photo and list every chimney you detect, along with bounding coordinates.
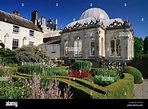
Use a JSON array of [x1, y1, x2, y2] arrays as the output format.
[[41, 16, 46, 26], [31, 10, 38, 25], [12, 10, 21, 16], [55, 18, 58, 30]]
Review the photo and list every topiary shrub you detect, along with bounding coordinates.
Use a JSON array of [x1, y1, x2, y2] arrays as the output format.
[[124, 66, 143, 84]]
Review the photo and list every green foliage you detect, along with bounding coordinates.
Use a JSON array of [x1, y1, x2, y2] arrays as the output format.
[[105, 73, 134, 99], [93, 68, 120, 86], [0, 81, 24, 99], [0, 66, 18, 76], [0, 48, 17, 65], [131, 54, 148, 78], [15, 45, 50, 64], [18, 63, 53, 75], [124, 66, 143, 84], [134, 36, 144, 58], [71, 60, 92, 71], [143, 36, 148, 54], [101, 61, 124, 77], [0, 40, 5, 48], [56, 78, 106, 99], [52, 67, 68, 76], [18, 63, 68, 76]]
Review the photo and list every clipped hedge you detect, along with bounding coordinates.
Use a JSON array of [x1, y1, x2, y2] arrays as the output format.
[[47, 77, 107, 99], [11, 72, 134, 99], [54, 76, 106, 94], [105, 73, 134, 99], [124, 66, 143, 84], [11, 75, 26, 81]]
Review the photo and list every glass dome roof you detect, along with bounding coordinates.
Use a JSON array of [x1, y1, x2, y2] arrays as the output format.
[[80, 8, 109, 21]]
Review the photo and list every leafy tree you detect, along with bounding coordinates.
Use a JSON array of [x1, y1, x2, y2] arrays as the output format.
[[15, 45, 50, 64], [134, 36, 144, 58], [143, 36, 148, 54]]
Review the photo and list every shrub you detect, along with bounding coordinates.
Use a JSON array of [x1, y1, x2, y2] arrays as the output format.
[[0, 80, 24, 99], [71, 60, 92, 71], [0, 67, 16, 76], [18, 63, 53, 75], [93, 68, 120, 86], [101, 60, 125, 77], [124, 66, 143, 84], [68, 70, 92, 79], [105, 73, 134, 99], [131, 54, 148, 79], [15, 45, 50, 64], [0, 48, 17, 65], [52, 67, 68, 76]]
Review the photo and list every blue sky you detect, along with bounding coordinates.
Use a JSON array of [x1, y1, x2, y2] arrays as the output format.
[[0, 0, 147, 39]]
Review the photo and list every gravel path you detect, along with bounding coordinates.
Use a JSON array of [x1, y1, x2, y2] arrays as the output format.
[[133, 79, 148, 99]]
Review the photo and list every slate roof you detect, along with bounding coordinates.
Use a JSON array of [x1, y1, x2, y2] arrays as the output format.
[[43, 36, 61, 44], [0, 10, 42, 32]]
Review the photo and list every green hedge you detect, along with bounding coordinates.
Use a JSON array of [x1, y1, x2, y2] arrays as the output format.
[[47, 77, 107, 99], [11, 73, 134, 99], [105, 73, 134, 99], [124, 66, 143, 84], [53, 76, 106, 94]]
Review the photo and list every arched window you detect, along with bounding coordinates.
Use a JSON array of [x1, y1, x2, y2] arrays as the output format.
[[101, 37, 103, 55], [74, 36, 82, 57], [90, 37, 95, 56], [64, 40, 68, 56], [110, 36, 121, 56]]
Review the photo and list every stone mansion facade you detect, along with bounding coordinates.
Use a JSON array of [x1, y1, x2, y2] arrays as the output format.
[[59, 8, 134, 62], [0, 7, 134, 64]]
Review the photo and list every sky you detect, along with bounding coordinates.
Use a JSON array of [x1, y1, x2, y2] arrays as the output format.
[[0, 0, 147, 39]]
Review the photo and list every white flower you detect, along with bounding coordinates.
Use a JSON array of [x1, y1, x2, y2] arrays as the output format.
[[90, 92, 92, 96], [73, 77, 75, 80], [142, 77, 144, 81]]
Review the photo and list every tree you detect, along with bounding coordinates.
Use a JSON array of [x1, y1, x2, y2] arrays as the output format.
[[143, 36, 148, 54], [134, 36, 144, 58], [15, 45, 50, 64]]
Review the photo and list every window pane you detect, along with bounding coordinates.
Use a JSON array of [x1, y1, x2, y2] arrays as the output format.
[[64, 41, 68, 56], [29, 30, 34, 36], [74, 40, 78, 55], [13, 26, 19, 33], [29, 41, 34, 46], [91, 41, 95, 55], [116, 39, 121, 56], [12, 39, 19, 49], [110, 40, 115, 56], [78, 40, 82, 55]]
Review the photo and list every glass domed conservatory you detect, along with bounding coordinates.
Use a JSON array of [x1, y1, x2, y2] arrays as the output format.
[[60, 7, 134, 66]]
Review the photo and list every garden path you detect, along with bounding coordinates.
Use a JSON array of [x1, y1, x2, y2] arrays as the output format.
[[133, 79, 148, 99]]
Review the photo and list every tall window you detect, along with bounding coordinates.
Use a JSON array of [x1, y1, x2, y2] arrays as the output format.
[[12, 39, 19, 49], [51, 45, 56, 53], [29, 30, 34, 37], [74, 36, 82, 57], [64, 40, 68, 56], [90, 37, 95, 56], [110, 36, 121, 56], [29, 41, 34, 46], [13, 26, 19, 33], [101, 37, 103, 55]]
